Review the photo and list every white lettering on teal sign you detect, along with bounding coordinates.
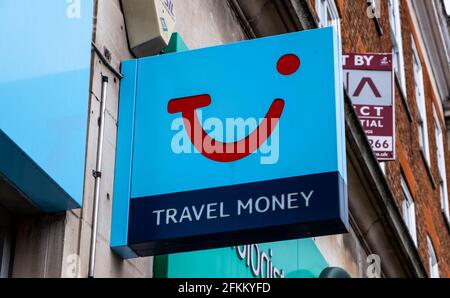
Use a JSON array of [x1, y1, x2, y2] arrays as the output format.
[[234, 245, 285, 278]]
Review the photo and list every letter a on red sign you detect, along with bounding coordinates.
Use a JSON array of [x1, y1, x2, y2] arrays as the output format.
[[353, 77, 381, 98]]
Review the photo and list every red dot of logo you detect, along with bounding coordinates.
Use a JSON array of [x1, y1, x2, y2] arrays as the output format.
[[277, 54, 301, 76]]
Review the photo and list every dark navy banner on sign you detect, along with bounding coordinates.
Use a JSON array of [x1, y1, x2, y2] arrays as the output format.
[[129, 172, 347, 256]]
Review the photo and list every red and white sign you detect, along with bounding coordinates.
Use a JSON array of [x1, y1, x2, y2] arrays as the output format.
[[343, 53, 395, 160]]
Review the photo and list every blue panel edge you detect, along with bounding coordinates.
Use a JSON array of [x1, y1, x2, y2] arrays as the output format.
[[332, 25, 347, 184], [0, 129, 80, 213], [110, 59, 139, 259], [331, 25, 348, 230]]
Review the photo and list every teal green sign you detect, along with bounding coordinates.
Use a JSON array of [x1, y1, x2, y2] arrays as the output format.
[[154, 239, 328, 278]]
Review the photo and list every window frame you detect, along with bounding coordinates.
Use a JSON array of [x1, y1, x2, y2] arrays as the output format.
[[316, 0, 340, 30], [316, 0, 344, 142], [427, 236, 439, 278], [401, 176, 418, 246], [433, 108, 450, 223], [388, 0, 406, 93], [412, 37, 430, 165]]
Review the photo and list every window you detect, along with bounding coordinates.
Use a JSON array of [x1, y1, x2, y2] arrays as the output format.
[[401, 176, 417, 246], [435, 0, 450, 60], [433, 108, 450, 223], [316, 0, 341, 32], [388, 0, 406, 92], [412, 38, 430, 165], [316, 0, 343, 105], [427, 236, 439, 278]]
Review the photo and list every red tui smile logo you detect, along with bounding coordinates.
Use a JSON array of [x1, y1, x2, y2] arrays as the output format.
[[168, 54, 300, 163]]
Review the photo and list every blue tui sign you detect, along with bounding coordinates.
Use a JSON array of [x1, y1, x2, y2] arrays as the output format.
[[111, 27, 348, 258]]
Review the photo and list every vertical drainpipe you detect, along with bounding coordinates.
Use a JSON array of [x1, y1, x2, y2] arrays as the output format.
[[88, 76, 109, 278]]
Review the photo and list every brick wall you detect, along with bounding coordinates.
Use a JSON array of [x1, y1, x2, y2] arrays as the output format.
[[309, 0, 450, 277]]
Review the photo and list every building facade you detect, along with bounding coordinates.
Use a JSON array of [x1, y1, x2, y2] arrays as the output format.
[[0, 0, 449, 278]]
